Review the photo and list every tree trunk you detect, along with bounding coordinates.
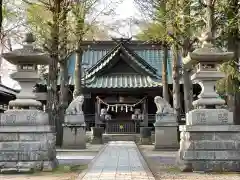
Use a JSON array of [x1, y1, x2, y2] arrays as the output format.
[[73, 48, 83, 98], [58, 61, 68, 146], [0, 0, 2, 33], [73, 4, 85, 98], [57, 4, 69, 147], [183, 69, 193, 113], [182, 0, 193, 113], [172, 44, 181, 122], [160, 1, 169, 102], [47, 0, 60, 129], [226, 0, 239, 124], [162, 43, 169, 102], [0, 0, 2, 84]]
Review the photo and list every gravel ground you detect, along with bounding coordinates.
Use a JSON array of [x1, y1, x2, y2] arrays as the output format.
[[0, 173, 78, 180], [139, 145, 240, 180], [0, 164, 87, 180]]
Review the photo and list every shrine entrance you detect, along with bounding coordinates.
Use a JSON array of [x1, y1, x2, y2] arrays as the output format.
[[95, 95, 147, 134]]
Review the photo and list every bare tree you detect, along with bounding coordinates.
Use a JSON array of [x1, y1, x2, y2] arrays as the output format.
[[71, 0, 122, 98]]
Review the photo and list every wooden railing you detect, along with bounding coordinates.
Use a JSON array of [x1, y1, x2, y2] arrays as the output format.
[[105, 120, 138, 134], [84, 113, 186, 132]]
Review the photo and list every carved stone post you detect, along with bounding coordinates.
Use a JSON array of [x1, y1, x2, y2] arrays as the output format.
[[154, 96, 179, 149], [91, 127, 104, 144], [62, 95, 86, 149], [0, 33, 57, 173]]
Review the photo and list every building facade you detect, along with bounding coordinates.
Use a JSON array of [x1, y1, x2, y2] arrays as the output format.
[[37, 39, 201, 133]]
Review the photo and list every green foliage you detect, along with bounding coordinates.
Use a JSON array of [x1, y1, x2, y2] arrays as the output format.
[[26, 3, 52, 45], [215, 0, 240, 95], [136, 0, 240, 96], [135, 0, 204, 45], [135, 22, 171, 42], [26, 1, 110, 49], [216, 61, 240, 95]]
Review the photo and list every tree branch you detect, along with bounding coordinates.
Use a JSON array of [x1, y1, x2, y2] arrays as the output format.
[[198, 0, 207, 7], [167, 31, 183, 46]]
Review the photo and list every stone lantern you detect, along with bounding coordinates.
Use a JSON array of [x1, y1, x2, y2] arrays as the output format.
[[177, 32, 240, 172], [3, 33, 49, 109], [0, 33, 57, 173]]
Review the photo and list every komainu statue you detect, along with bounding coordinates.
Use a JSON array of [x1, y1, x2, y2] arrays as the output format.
[[65, 95, 84, 115], [131, 109, 143, 120], [154, 96, 174, 115], [100, 108, 111, 121]]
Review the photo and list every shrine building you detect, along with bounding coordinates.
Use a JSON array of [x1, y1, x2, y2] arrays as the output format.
[[0, 83, 18, 113], [36, 38, 201, 133]]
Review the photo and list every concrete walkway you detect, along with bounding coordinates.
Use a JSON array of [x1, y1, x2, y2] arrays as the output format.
[[79, 141, 155, 180]]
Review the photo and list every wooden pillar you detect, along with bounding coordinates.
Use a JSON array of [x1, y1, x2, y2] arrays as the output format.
[[143, 98, 148, 127], [145, 98, 148, 126], [95, 98, 101, 127]]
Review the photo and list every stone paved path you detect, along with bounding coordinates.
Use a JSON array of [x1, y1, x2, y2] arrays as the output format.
[[80, 141, 155, 180]]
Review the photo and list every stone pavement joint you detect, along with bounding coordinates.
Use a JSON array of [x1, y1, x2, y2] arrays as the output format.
[[79, 141, 155, 180]]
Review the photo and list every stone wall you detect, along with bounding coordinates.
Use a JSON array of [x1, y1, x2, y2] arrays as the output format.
[[0, 110, 57, 173]]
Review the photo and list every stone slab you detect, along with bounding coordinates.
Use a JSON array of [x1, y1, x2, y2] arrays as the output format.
[[180, 132, 240, 141], [0, 160, 57, 172], [0, 133, 55, 142], [0, 141, 55, 151], [180, 140, 239, 150], [62, 126, 86, 149], [191, 160, 240, 172], [179, 125, 240, 132], [0, 151, 55, 161], [186, 109, 233, 125], [155, 126, 179, 150], [154, 123, 178, 127], [18, 133, 55, 142], [79, 141, 155, 180], [0, 133, 18, 141], [64, 114, 85, 125], [155, 114, 177, 123], [102, 134, 139, 143], [16, 161, 43, 170], [0, 110, 49, 126], [180, 150, 240, 160], [0, 125, 54, 133]]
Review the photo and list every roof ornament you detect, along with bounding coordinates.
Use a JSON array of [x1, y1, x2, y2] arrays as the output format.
[[112, 37, 132, 44]]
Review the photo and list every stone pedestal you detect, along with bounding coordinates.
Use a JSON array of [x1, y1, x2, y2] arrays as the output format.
[[178, 109, 240, 172], [154, 114, 179, 149], [63, 96, 86, 149], [62, 125, 86, 149], [91, 127, 104, 144], [64, 114, 85, 125], [0, 110, 57, 172], [140, 127, 152, 145]]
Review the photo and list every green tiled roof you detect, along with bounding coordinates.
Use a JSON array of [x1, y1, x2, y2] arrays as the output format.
[[67, 42, 173, 84], [85, 43, 159, 79], [86, 74, 161, 88], [36, 41, 174, 87]]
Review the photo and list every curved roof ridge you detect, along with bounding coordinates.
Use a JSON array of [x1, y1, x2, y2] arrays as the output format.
[[84, 42, 161, 80]]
